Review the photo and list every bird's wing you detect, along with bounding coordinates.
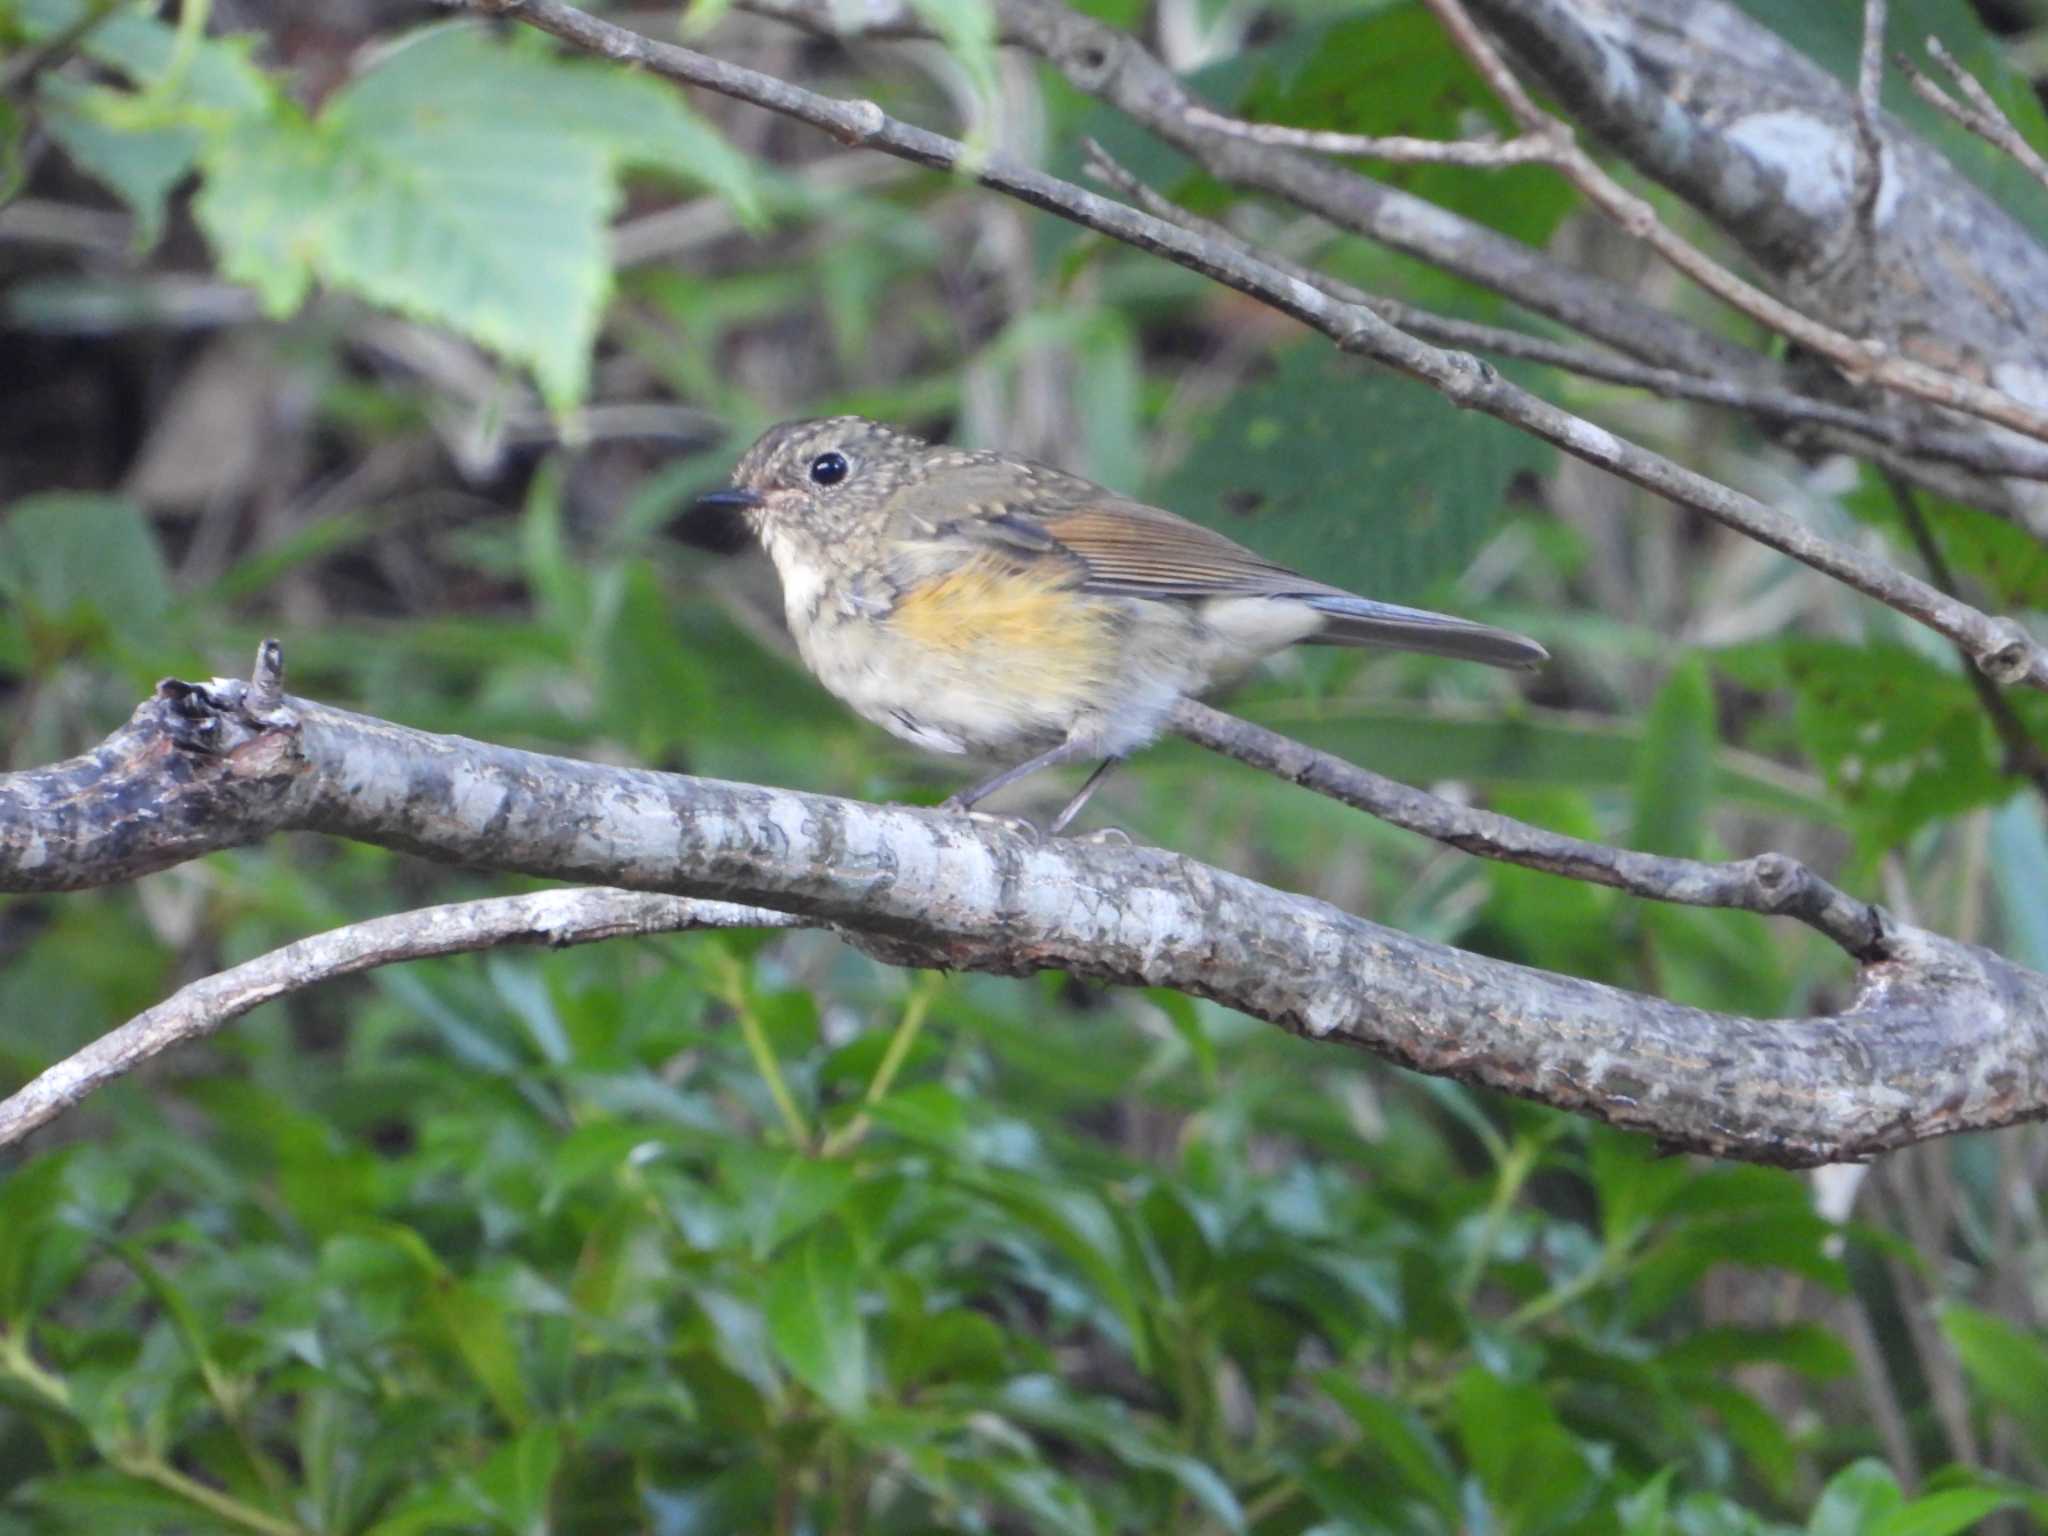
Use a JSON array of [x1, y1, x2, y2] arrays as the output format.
[[886, 463, 1301, 596], [886, 465, 1548, 669]]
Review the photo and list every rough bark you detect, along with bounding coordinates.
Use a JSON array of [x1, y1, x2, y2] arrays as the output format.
[[1466, 0, 2048, 519]]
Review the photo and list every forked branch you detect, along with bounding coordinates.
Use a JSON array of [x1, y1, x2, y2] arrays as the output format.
[[2, 644, 2046, 1166]]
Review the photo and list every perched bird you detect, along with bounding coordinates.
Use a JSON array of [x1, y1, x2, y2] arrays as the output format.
[[695, 416, 1546, 831]]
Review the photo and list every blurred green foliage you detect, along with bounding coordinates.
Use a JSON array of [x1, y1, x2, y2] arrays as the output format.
[[4, 0, 2048, 1530]]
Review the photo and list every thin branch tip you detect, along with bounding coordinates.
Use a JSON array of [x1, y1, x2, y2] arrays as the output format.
[[248, 637, 287, 716]]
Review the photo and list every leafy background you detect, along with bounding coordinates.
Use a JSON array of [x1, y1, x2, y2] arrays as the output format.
[[3, 0, 2048, 1531]]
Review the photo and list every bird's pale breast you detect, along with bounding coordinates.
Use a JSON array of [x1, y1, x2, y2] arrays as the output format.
[[789, 550, 1218, 760]]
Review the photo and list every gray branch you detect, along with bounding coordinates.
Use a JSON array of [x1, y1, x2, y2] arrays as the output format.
[[1169, 700, 1888, 957], [3, 647, 2047, 1167], [0, 889, 802, 1147]]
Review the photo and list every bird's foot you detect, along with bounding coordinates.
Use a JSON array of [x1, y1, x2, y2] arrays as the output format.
[[942, 801, 1043, 843], [1073, 825, 1133, 847]]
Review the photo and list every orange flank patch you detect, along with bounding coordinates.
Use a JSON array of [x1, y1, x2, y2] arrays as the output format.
[[888, 556, 1113, 704]]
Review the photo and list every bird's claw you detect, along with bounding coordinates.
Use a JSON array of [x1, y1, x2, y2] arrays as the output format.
[[1074, 825, 1133, 847], [944, 804, 1043, 843]]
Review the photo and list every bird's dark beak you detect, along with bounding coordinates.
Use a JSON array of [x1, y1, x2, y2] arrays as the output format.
[[691, 486, 764, 515], [674, 485, 766, 553]]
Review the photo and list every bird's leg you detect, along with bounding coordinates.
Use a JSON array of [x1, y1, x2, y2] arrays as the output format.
[[943, 739, 1089, 814], [1048, 757, 1122, 835]]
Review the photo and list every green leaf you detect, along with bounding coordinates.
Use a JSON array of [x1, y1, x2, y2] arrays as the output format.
[[1450, 1368, 1596, 1533], [1154, 344, 1552, 605], [194, 97, 606, 409], [963, 1171, 1153, 1371], [1869, 1488, 2019, 1536], [0, 1151, 81, 1321], [193, 23, 756, 409], [39, 80, 198, 248], [1660, 1324, 1855, 1382], [0, 97, 25, 204], [1587, 1127, 1692, 1250], [1846, 476, 2048, 614], [0, 493, 170, 648], [722, 1146, 856, 1260], [1631, 655, 1716, 858], [1317, 1373, 1457, 1514], [476, 1424, 564, 1529], [1807, 1460, 1903, 1536], [1620, 1467, 1676, 1536], [1696, 1382, 1799, 1501], [887, 1308, 1010, 1387], [996, 1377, 1246, 1532], [334, 23, 760, 222], [1716, 639, 2022, 850], [1938, 1303, 2048, 1451], [765, 1221, 868, 1416], [432, 1279, 533, 1429]]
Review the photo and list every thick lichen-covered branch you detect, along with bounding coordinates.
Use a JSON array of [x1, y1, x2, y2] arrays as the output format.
[[3, 648, 2047, 1167]]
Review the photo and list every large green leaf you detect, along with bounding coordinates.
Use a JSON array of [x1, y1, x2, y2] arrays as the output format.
[[1870, 1488, 2021, 1536], [1154, 344, 1552, 603], [765, 1221, 868, 1416], [1716, 639, 2027, 849], [192, 23, 756, 408]]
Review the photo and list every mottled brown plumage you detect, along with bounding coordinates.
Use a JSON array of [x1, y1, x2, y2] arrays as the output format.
[[697, 415, 1546, 829]]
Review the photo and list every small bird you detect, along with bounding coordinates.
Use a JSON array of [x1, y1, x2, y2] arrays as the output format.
[[695, 416, 1546, 832]]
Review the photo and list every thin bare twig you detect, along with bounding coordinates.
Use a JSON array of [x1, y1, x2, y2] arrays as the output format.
[[1852, 0, 1889, 228], [0, 888, 807, 1147], [1169, 700, 1889, 957], [1181, 105, 1554, 166], [1417, 0, 2048, 445], [1897, 36, 2048, 199]]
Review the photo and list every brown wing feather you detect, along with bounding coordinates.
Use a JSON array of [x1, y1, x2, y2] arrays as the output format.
[[886, 465, 1548, 670], [1034, 501, 1310, 597]]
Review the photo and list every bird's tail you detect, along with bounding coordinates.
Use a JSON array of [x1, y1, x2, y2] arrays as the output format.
[[1299, 593, 1549, 670]]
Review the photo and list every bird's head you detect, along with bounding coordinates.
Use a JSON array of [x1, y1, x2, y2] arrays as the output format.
[[694, 415, 930, 545]]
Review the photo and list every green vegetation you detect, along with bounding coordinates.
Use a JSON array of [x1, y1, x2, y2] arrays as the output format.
[[3, 0, 2047, 1530]]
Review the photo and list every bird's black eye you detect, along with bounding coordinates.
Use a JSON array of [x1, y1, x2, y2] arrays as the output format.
[[809, 451, 850, 487]]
